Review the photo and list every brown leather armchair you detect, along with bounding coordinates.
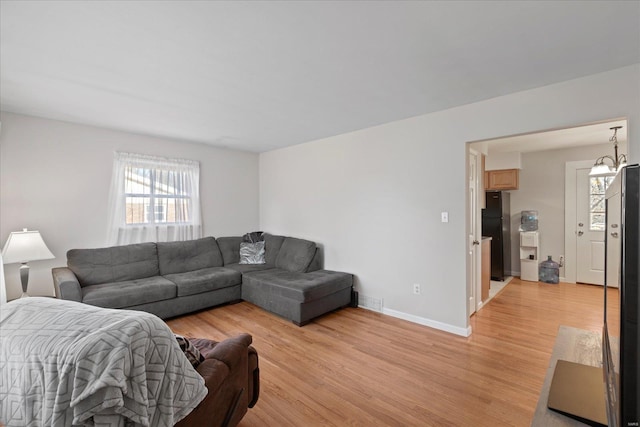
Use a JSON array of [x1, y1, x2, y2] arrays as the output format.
[[176, 334, 260, 427]]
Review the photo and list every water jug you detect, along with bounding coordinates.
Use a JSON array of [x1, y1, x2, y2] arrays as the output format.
[[521, 210, 538, 231], [539, 256, 560, 284]]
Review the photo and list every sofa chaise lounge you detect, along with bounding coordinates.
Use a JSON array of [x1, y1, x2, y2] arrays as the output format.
[[52, 234, 353, 325]]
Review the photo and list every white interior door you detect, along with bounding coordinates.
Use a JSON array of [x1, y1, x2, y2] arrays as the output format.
[[468, 150, 480, 314], [576, 168, 613, 285]]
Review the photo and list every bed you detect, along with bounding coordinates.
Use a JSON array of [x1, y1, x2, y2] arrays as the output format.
[[0, 297, 207, 426]]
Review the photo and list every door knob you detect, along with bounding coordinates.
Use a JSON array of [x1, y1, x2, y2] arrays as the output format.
[[611, 232, 619, 238], [578, 223, 584, 227], [578, 231, 584, 236], [611, 224, 619, 228], [473, 240, 480, 245]]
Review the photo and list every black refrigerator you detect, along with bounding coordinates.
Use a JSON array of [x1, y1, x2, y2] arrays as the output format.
[[482, 191, 511, 281]]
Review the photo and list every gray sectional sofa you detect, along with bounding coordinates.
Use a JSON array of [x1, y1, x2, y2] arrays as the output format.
[[52, 234, 353, 325]]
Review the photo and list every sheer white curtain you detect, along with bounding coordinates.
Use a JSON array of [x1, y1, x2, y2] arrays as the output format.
[[106, 152, 202, 245]]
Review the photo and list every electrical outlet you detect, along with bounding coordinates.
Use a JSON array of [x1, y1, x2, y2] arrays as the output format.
[[413, 283, 421, 295], [559, 255, 564, 267]]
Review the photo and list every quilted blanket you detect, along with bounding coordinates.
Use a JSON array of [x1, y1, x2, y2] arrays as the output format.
[[0, 298, 207, 427]]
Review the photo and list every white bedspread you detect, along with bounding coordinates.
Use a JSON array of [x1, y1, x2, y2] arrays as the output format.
[[0, 298, 207, 427]]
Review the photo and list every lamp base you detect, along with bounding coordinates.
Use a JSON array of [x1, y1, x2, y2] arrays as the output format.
[[19, 263, 30, 297]]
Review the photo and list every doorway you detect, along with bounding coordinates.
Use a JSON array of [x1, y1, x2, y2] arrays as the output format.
[[468, 118, 628, 319], [576, 167, 608, 284], [565, 159, 621, 285]]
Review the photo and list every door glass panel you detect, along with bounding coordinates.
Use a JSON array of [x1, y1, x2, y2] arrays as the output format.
[[589, 176, 614, 231]]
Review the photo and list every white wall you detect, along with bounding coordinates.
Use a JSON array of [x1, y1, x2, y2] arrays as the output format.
[[259, 64, 640, 336], [508, 142, 627, 279], [0, 112, 259, 299], [485, 152, 522, 170]]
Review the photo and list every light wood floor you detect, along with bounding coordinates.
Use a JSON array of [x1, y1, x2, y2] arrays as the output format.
[[167, 278, 615, 426]]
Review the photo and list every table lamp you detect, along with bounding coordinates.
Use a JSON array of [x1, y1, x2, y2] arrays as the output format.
[[2, 229, 54, 297]]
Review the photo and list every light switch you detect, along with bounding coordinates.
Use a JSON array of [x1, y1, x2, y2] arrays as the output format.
[[441, 212, 449, 223]]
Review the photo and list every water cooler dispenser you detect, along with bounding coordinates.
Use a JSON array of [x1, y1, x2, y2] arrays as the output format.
[[520, 231, 539, 281]]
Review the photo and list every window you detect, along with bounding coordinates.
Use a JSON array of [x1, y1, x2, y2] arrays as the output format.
[[107, 152, 202, 245], [589, 176, 615, 231], [145, 202, 167, 223], [124, 167, 190, 225]]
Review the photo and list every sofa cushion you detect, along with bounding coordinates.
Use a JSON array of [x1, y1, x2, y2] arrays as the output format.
[[82, 276, 176, 308], [264, 234, 285, 266], [163, 267, 241, 297], [68, 242, 159, 287], [157, 237, 223, 275], [224, 263, 275, 274], [305, 249, 321, 272], [274, 237, 316, 272], [242, 269, 353, 303], [239, 242, 266, 265], [217, 236, 242, 265]]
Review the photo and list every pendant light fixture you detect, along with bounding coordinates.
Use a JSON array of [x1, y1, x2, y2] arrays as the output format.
[[589, 126, 627, 176]]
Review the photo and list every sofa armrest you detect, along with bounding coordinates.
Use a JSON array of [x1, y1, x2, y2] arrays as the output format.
[[247, 345, 260, 408], [52, 267, 82, 302], [205, 333, 252, 369], [194, 334, 259, 407], [183, 334, 257, 427], [197, 358, 230, 398], [176, 359, 230, 427]]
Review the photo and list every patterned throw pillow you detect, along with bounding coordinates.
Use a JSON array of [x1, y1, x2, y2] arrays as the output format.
[[242, 231, 264, 243], [239, 241, 266, 264], [175, 334, 205, 368]]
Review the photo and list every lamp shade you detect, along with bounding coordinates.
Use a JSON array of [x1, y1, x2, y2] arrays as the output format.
[[2, 230, 54, 264], [589, 164, 615, 177]]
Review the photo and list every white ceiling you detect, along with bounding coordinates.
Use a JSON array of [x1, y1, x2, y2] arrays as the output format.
[[1, 1, 639, 153]]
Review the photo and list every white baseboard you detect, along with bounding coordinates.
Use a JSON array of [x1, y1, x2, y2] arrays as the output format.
[[509, 272, 569, 283], [381, 307, 472, 337]]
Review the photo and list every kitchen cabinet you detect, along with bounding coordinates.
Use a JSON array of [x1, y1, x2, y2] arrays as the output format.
[[485, 169, 519, 190]]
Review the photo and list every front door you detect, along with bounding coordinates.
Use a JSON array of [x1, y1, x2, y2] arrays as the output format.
[[576, 168, 614, 285]]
